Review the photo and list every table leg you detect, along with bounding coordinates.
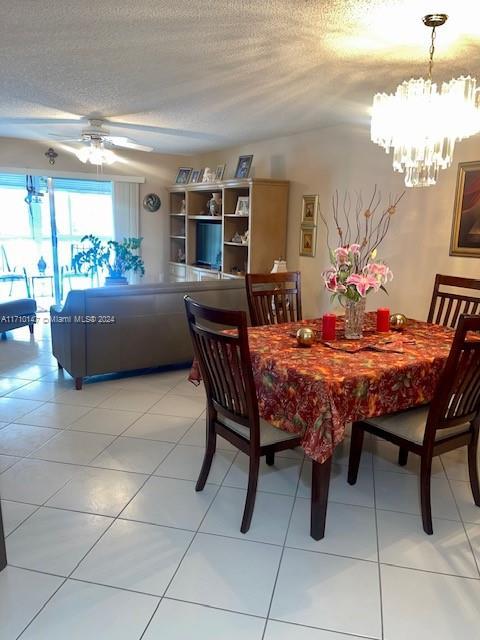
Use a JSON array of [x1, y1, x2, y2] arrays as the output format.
[[310, 456, 332, 540], [0, 499, 6, 571]]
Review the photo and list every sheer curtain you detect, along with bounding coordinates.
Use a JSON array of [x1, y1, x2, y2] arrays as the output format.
[[112, 181, 139, 240], [112, 181, 140, 282]]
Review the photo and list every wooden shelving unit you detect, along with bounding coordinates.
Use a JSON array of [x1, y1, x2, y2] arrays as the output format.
[[168, 178, 288, 282]]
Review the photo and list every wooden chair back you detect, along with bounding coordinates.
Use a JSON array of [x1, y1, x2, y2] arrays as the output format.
[[428, 274, 480, 328], [246, 271, 302, 326], [184, 296, 261, 446], [426, 314, 480, 442]]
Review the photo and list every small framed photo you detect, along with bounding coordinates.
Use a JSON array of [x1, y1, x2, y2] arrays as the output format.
[[235, 196, 250, 216], [299, 226, 317, 257], [175, 167, 192, 185], [190, 169, 203, 184], [215, 164, 226, 181], [301, 195, 318, 226], [450, 161, 480, 258], [234, 155, 253, 179]]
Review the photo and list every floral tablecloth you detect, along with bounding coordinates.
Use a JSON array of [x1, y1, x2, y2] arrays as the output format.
[[247, 313, 454, 463]]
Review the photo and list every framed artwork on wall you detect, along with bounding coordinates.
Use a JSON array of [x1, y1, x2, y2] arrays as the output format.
[[299, 226, 316, 257], [450, 161, 480, 258], [301, 194, 318, 226]]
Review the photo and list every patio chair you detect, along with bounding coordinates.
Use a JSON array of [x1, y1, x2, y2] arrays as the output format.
[[0, 245, 30, 297]]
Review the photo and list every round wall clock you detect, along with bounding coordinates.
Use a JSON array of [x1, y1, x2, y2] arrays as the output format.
[[143, 193, 161, 212]]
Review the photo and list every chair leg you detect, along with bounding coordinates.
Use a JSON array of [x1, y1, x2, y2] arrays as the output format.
[[348, 423, 364, 485], [0, 500, 6, 571], [266, 451, 275, 466], [311, 456, 332, 540], [75, 377, 83, 390], [195, 416, 216, 492], [468, 430, 480, 506], [28, 323, 34, 335], [241, 454, 260, 533], [420, 455, 433, 535], [398, 447, 409, 467], [57, 361, 63, 369]]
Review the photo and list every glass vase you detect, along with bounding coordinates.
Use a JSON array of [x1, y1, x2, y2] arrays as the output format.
[[344, 298, 366, 339]]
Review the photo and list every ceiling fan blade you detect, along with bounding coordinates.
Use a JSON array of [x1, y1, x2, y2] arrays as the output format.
[[104, 119, 220, 141], [106, 136, 153, 152], [47, 134, 84, 141], [0, 117, 86, 126]]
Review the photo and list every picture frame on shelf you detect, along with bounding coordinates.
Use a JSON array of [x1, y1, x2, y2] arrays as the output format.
[[215, 164, 226, 181], [301, 194, 318, 226], [450, 161, 480, 258], [235, 196, 250, 215], [202, 167, 216, 183], [234, 154, 253, 179], [175, 167, 192, 184], [299, 226, 316, 257], [190, 169, 203, 184]]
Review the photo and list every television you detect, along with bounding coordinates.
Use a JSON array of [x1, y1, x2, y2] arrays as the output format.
[[196, 221, 222, 268]]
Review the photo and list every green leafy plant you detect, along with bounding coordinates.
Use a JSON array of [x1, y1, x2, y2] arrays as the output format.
[[72, 235, 145, 281]]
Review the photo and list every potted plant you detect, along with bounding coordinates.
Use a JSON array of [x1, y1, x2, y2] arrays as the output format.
[[105, 237, 145, 285], [72, 235, 145, 286]]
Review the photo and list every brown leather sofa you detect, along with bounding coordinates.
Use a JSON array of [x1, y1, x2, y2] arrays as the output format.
[[50, 280, 248, 389], [0, 298, 36, 337]]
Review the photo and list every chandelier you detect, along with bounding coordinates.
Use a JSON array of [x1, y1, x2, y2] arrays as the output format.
[[76, 139, 116, 166], [371, 14, 480, 188]]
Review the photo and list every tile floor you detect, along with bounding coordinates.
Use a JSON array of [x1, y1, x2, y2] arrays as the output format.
[[0, 320, 480, 639]]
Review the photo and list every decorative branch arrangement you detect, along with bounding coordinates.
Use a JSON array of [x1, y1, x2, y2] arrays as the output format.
[[320, 187, 405, 303]]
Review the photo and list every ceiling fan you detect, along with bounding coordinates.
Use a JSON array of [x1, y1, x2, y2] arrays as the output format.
[[50, 119, 153, 165]]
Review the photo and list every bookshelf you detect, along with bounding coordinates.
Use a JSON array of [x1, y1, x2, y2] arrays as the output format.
[[168, 178, 288, 282]]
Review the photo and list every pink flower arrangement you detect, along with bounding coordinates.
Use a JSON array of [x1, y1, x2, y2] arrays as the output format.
[[320, 188, 403, 304]]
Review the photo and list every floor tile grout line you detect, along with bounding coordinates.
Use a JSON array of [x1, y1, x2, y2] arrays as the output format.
[[267, 616, 379, 640], [138, 444, 239, 640], [440, 454, 480, 579], [261, 452, 305, 640], [371, 455, 385, 640]]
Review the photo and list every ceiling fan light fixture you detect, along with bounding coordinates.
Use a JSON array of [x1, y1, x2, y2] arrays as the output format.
[[370, 14, 480, 188], [76, 140, 116, 166]]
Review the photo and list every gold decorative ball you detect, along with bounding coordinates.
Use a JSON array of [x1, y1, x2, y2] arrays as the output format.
[[296, 327, 315, 347], [390, 313, 408, 331]]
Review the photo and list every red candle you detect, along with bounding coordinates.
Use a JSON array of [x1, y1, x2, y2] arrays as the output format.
[[322, 313, 336, 341], [377, 307, 390, 332]]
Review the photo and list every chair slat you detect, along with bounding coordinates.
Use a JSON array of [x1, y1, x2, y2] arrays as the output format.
[[428, 274, 480, 329], [246, 272, 302, 327]]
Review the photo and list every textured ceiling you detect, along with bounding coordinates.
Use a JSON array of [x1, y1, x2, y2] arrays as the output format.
[[0, 0, 478, 153]]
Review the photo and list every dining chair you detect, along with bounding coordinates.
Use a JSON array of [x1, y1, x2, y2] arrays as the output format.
[[428, 273, 480, 328], [348, 313, 480, 534], [246, 271, 302, 326], [184, 295, 302, 533]]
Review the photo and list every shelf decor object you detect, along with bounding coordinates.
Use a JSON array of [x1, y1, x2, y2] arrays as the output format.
[[371, 14, 480, 188]]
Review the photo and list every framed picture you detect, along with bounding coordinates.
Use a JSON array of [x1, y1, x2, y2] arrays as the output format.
[[235, 196, 250, 215], [234, 154, 253, 179], [215, 164, 226, 181], [299, 226, 316, 257], [450, 161, 480, 257], [190, 169, 203, 184], [175, 167, 192, 185], [301, 194, 318, 226]]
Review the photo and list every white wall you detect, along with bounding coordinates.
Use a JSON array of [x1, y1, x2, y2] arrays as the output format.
[[0, 137, 191, 282], [194, 125, 480, 319]]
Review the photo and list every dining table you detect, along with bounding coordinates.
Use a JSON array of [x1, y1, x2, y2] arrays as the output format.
[[243, 312, 455, 539]]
